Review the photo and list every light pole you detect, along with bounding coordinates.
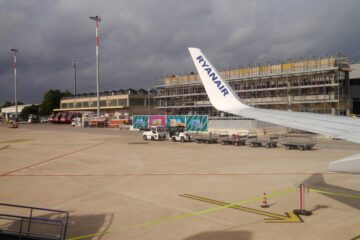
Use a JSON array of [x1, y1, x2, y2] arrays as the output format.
[[10, 48, 18, 122], [147, 89, 151, 115], [90, 15, 101, 117], [73, 59, 77, 97]]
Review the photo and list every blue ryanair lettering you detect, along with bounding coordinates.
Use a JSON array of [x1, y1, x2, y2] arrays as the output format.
[[196, 55, 229, 97]]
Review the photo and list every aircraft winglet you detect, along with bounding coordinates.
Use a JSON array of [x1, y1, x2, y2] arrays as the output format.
[[188, 48, 250, 113]]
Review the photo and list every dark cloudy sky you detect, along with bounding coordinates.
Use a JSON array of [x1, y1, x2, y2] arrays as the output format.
[[1, 0, 360, 105]]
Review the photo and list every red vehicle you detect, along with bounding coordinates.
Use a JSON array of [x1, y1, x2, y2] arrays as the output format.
[[59, 112, 82, 124], [64, 112, 81, 124], [60, 112, 69, 123], [52, 112, 63, 124], [48, 113, 56, 123]]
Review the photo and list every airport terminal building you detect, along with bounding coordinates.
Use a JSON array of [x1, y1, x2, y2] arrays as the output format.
[[57, 56, 360, 119], [154, 56, 360, 117], [56, 89, 157, 115]]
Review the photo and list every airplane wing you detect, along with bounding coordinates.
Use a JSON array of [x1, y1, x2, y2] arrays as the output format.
[[189, 47, 360, 173]]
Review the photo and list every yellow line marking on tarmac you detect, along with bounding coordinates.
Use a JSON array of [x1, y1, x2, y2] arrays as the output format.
[[310, 188, 360, 199], [66, 231, 109, 240], [350, 235, 360, 240], [130, 188, 296, 229], [180, 194, 302, 223]]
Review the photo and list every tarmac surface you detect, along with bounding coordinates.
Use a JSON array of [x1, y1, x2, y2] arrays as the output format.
[[0, 124, 359, 240]]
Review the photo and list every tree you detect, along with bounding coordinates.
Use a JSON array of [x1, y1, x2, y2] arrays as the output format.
[[1, 101, 25, 108], [1, 101, 13, 108], [39, 90, 71, 116], [19, 104, 40, 121]]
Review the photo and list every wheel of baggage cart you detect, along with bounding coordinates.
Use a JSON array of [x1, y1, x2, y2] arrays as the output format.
[[143, 135, 147, 141], [265, 143, 270, 148], [221, 141, 225, 145], [151, 136, 155, 141], [286, 145, 290, 150], [172, 137, 176, 142], [206, 140, 210, 144], [234, 142, 238, 146], [180, 137, 185, 143]]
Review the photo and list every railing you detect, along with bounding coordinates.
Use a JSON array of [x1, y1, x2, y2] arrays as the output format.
[[0, 203, 69, 240]]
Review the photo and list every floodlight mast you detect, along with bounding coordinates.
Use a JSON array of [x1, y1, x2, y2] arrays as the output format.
[[89, 16, 101, 117], [73, 59, 77, 97], [10, 48, 19, 122]]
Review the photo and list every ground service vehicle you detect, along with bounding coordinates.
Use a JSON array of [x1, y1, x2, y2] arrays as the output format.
[[264, 135, 279, 148], [221, 133, 247, 146], [142, 126, 167, 141], [167, 126, 186, 138], [246, 133, 262, 147], [52, 112, 63, 123], [48, 113, 56, 123], [193, 131, 219, 144], [171, 131, 191, 142], [246, 134, 279, 148], [282, 134, 315, 150]]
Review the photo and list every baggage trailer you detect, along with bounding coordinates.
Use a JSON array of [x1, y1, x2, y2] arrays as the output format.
[[246, 134, 279, 148], [283, 142, 315, 150], [263, 135, 279, 148], [193, 131, 219, 144], [221, 133, 247, 146], [282, 134, 316, 150], [246, 133, 263, 147]]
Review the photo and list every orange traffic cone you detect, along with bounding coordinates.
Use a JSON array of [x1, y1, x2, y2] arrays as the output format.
[[261, 192, 269, 208]]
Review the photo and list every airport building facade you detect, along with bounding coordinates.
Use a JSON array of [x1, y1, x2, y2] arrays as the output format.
[[56, 89, 157, 115], [1, 104, 33, 122], [154, 56, 360, 117], [350, 63, 360, 114]]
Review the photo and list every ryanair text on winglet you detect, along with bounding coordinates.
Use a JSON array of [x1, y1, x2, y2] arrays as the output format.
[[196, 55, 229, 97]]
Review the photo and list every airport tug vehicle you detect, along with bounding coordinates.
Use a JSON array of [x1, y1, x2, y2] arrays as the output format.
[[167, 126, 191, 142], [171, 131, 191, 142], [142, 126, 167, 141]]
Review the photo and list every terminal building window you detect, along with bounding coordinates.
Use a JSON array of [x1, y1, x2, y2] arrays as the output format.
[[68, 102, 74, 108], [90, 101, 97, 107], [75, 102, 82, 108], [118, 99, 128, 106], [129, 98, 145, 106], [100, 100, 107, 107], [108, 99, 117, 106], [61, 103, 67, 109], [83, 102, 89, 108]]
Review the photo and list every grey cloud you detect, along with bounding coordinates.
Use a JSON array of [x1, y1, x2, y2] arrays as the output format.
[[1, 0, 359, 105]]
